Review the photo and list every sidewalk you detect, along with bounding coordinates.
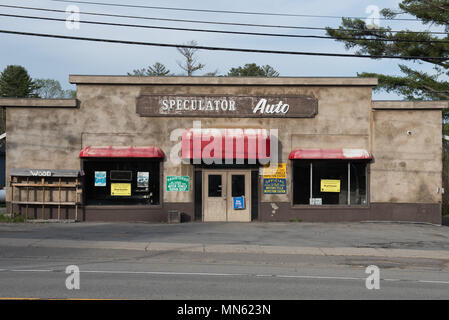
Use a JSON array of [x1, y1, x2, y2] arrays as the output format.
[[1, 221, 449, 260], [1, 236, 449, 260]]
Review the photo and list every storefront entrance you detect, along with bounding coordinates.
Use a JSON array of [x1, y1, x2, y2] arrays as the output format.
[[203, 170, 251, 222]]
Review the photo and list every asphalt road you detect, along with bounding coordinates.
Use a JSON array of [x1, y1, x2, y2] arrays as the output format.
[[1, 268, 448, 300], [1, 222, 449, 299], [1, 244, 449, 299]]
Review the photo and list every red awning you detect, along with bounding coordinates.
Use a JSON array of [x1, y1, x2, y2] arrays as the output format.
[[289, 148, 372, 160], [181, 128, 270, 159], [79, 146, 164, 158]]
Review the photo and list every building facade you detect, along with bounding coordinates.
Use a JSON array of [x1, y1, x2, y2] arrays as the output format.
[[1, 76, 447, 224]]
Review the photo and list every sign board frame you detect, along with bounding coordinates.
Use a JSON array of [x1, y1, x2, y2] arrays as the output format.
[[166, 176, 190, 192], [136, 95, 318, 118], [233, 196, 245, 210], [320, 179, 341, 193], [111, 183, 131, 196], [263, 178, 287, 194], [262, 163, 287, 179]]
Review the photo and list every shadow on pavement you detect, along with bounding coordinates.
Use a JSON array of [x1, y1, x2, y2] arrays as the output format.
[[443, 216, 449, 226]]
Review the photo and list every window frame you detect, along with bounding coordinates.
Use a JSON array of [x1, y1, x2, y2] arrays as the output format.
[[81, 157, 163, 207], [290, 159, 370, 208]]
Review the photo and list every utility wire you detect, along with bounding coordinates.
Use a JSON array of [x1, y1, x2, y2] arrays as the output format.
[[2, 12, 448, 43], [0, 29, 446, 60], [1, 4, 447, 35], [51, 0, 419, 21]]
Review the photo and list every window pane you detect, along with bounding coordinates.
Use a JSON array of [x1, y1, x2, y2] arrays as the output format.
[[350, 162, 367, 205], [84, 160, 160, 205], [232, 175, 245, 197], [312, 161, 348, 205], [110, 170, 132, 181], [293, 161, 310, 205], [208, 175, 222, 197]]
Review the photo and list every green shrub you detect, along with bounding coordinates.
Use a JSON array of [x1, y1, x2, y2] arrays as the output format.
[[13, 215, 26, 223], [0, 214, 27, 223]]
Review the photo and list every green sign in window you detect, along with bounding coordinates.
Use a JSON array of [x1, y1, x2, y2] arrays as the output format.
[[166, 176, 190, 192]]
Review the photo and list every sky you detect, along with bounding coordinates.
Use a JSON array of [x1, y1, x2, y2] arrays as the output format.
[[0, 0, 445, 99]]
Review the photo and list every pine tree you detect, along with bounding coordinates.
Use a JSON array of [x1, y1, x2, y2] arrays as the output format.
[[227, 63, 279, 77], [326, 0, 448, 109], [128, 62, 171, 76], [0, 65, 38, 98]]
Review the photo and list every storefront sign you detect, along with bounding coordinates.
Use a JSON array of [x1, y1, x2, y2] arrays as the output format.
[[136, 95, 318, 118], [233, 196, 245, 210], [111, 183, 131, 196], [166, 176, 190, 191], [262, 163, 287, 179], [320, 179, 340, 192], [10, 169, 81, 178], [94, 171, 106, 187], [263, 178, 287, 194], [137, 172, 149, 188], [29, 170, 52, 177]]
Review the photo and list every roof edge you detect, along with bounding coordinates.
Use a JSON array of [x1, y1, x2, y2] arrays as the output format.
[[69, 75, 378, 86], [373, 100, 449, 110], [0, 98, 78, 108]]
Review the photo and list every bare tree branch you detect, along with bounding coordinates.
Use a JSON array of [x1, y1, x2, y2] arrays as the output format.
[[176, 41, 205, 76]]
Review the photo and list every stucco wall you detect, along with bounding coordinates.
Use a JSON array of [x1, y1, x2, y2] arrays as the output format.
[[5, 82, 373, 205], [370, 108, 442, 203], [6, 107, 82, 204]]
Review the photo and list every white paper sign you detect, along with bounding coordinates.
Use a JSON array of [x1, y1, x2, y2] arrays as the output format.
[[95, 171, 106, 187], [137, 172, 149, 188], [310, 198, 322, 205]]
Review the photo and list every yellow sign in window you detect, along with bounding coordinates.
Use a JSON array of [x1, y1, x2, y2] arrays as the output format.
[[320, 179, 340, 192], [111, 183, 131, 196], [263, 163, 287, 179]]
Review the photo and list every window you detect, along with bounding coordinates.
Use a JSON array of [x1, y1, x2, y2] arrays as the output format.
[[208, 175, 222, 197], [231, 174, 245, 197], [350, 162, 367, 205], [312, 161, 348, 205], [292, 160, 367, 206], [83, 159, 160, 205], [292, 161, 310, 205]]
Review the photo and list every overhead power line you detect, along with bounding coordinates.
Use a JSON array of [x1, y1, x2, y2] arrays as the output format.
[[0, 29, 447, 61], [51, 0, 419, 21], [1, 12, 448, 44], [1, 4, 447, 35]]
